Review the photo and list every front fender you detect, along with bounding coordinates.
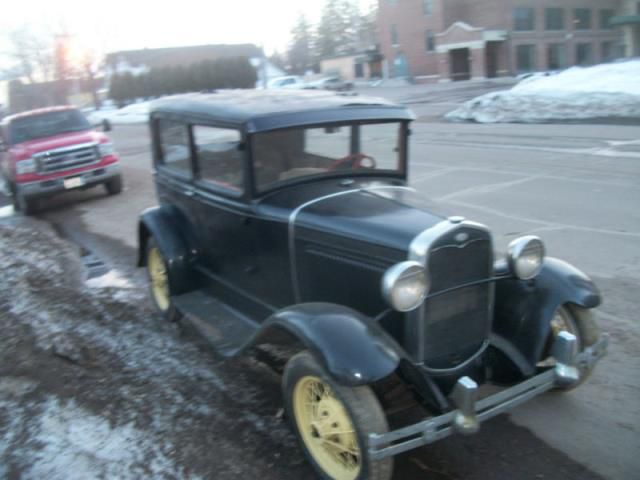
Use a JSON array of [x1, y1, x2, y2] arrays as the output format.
[[493, 257, 601, 373], [250, 303, 403, 386], [137, 205, 200, 294]]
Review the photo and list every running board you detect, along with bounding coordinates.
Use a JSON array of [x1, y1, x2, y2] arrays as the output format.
[[172, 290, 259, 357]]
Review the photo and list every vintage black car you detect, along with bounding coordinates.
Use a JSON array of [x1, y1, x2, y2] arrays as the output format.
[[138, 90, 607, 480]]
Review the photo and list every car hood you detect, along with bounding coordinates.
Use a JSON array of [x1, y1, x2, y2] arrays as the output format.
[[13, 130, 106, 156], [260, 179, 452, 252]]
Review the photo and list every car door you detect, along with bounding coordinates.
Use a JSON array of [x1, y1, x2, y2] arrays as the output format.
[[153, 117, 201, 245], [189, 124, 269, 319]]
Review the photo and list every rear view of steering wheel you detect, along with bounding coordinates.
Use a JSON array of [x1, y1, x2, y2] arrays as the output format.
[[329, 153, 377, 170]]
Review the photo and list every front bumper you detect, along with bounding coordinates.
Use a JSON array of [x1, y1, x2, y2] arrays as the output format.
[[16, 163, 121, 198], [369, 332, 609, 460]]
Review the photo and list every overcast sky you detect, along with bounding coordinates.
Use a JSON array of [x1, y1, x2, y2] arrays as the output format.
[[0, 0, 376, 71]]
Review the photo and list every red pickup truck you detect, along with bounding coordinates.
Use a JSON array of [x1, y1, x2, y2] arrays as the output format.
[[0, 105, 122, 214]]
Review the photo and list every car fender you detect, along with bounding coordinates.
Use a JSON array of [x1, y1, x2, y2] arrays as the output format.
[[493, 257, 601, 373], [249, 303, 403, 386], [137, 205, 200, 294]]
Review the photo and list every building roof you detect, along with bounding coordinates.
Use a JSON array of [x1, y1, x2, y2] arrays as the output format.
[[149, 90, 414, 132], [105, 44, 263, 70]]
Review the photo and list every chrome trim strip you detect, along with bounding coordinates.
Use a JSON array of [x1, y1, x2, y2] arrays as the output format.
[[288, 185, 413, 303], [420, 340, 490, 374], [32, 142, 98, 157]]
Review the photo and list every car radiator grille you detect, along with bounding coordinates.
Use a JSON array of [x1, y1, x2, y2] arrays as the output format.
[[421, 233, 493, 369], [35, 144, 99, 173]]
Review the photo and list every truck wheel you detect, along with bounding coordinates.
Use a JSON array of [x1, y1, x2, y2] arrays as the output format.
[[543, 304, 600, 391], [14, 193, 38, 216], [283, 351, 393, 480], [105, 175, 123, 195], [146, 238, 182, 322]]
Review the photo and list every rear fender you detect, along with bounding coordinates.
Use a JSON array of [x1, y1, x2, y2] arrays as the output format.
[[137, 205, 200, 294], [493, 257, 601, 373], [250, 303, 404, 386]]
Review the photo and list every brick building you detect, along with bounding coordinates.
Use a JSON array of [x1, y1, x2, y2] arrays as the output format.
[[377, 0, 626, 81]]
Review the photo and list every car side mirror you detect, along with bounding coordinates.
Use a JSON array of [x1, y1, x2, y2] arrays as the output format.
[[102, 119, 112, 132]]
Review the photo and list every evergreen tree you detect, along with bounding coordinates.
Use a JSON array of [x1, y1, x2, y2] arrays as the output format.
[[316, 0, 360, 58], [288, 14, 314, 74]]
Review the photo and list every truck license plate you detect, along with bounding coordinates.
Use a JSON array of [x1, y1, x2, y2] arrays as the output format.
[[63, 177, 84, 189]]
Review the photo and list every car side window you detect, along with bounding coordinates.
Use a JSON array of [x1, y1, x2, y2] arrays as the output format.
[[192, 125, 243, 194], [157, 119, 192, 177]]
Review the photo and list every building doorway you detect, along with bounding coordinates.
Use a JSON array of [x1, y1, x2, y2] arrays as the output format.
[[393, 53, 409, 78], [450, 48, 471, 81], [485, 42, 499, 78]]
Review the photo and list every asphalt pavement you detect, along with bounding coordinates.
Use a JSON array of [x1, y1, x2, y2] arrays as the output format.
[[2, 82, 638, 479]]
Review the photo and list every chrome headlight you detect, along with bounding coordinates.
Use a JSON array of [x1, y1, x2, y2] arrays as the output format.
[[17, 158, 37, 175], [508, 235, 545, 280], [98, 142, 115, 157], [381, 261, 429, 312]]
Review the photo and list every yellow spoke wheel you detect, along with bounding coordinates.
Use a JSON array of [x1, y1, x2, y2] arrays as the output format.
[[293, 376, 361, 480], [147, 245, 170, 312], [283, 352, 393, 480]]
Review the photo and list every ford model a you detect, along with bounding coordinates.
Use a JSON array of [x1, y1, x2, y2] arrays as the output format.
[[138, 90, 607, 480]]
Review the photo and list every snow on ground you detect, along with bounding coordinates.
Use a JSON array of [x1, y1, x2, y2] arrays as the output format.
[[447, 60, 640, 123], [87, 102, 150, 125], [0, 219, 303, 479]]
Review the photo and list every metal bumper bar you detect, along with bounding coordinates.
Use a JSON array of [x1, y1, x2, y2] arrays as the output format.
[[369, 332, 609, 460]]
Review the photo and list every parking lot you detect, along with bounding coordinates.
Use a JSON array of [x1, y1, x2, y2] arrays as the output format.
[[1, 84, 639, 479]]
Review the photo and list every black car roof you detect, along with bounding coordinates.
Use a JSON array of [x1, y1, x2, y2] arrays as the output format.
[[149, 89, 415, 132]]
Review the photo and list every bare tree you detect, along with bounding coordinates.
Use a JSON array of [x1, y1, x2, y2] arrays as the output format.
[[6, 27, 54, 83]]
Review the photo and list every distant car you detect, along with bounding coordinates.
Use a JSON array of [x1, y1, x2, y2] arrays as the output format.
[[267, 75, 305, 89], [304, 76, 354, 91], [137, 90, 607, 480], [0, 106, 122, 214]]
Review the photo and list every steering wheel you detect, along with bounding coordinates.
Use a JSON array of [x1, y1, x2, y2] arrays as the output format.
[[329, 153, 377, 171]]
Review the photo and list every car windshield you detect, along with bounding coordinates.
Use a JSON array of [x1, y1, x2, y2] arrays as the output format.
[[252, 121, 405, 192], [9, 109, 91, 144]]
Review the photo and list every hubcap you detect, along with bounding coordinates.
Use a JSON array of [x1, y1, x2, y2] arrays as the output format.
[[293, 376, 361, 480], [148, 247, 170, 311]]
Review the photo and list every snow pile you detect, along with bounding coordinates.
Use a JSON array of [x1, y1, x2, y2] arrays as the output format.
[[87, 101, 150, 125], [447, 60, 640, 123]]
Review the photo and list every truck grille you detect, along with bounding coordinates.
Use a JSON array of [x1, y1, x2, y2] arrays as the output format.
[[34, 143, 99, 173], [420, 226, 493, 369]]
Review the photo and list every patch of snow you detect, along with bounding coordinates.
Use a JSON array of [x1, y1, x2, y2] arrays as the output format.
[[87, 101, 150, 125], [18, 397, 196, 480], [86, 270, 134, 289], [447, 60, 640, 123]]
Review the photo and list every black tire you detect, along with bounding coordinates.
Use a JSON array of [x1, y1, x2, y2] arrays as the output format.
[[145, 238, 182, 322], [547, 304, 600, 391], [14, 192, 38, 215], [283, 351, 393, 480], [105, 175, 123, 195]]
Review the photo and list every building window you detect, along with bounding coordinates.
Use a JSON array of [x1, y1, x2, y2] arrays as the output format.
[[391, 25, 398, 46], [423, 0, 433, 15], [547, 44, 567, 70], [545, 8, 564, 30], [573, 9, 592, 30], [599, 9, 614, 29], [425, 30, 435, 51], [516, 44, 536, 72], [514, 7, 535, 31], [576, 43, 593, 65]]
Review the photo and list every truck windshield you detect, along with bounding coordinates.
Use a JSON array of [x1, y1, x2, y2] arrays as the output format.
[[9, 109, 91, 144], [252, 121, 405, 192]]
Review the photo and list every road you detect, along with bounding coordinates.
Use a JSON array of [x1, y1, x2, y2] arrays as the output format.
[[4, 84, 639, 479]]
